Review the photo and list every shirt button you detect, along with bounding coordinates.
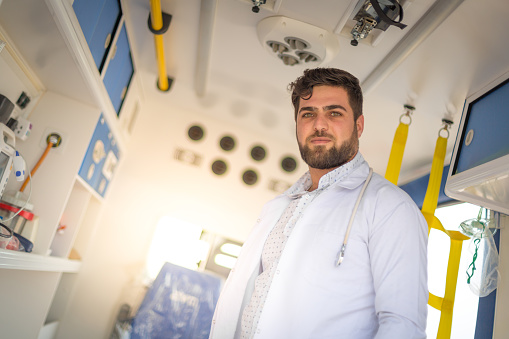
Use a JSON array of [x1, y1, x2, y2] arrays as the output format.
[[231, 268, 235, 273], [276, 269, 280, 275], [256, 329, 261, 334], [212, 319, 216, 324]]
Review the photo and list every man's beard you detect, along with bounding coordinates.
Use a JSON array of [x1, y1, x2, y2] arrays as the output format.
[[298, 126, 359, 170]]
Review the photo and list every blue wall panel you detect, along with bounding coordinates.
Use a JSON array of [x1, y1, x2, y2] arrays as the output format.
[[78, 114, 120, 197], [399, 165, 454, 209]]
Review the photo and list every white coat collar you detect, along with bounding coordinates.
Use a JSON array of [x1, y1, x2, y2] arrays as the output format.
[[285, 152, 368, 198]]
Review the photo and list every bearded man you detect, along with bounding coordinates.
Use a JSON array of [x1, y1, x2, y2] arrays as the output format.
[[209, 68, 428, 339]]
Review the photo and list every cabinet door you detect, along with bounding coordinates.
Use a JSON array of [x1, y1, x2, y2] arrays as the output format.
[[72, 0, 105, 42], [103, 23, 134, 116], [73, 0, 121, 71], [116, 52, 134, 115]]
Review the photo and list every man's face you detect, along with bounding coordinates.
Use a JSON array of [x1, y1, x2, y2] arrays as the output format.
[[296, 85, 364, 170]]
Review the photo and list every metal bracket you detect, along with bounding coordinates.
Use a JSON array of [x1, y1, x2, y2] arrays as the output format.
[[148, 12, 172, 35]]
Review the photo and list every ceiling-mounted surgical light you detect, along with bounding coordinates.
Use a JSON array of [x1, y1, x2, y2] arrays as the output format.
[[350, 0, 407, 46]]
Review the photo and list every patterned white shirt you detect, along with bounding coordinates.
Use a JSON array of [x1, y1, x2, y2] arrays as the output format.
[[240, 154, 363, 338]]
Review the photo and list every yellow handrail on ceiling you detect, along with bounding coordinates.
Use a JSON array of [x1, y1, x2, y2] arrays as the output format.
[[150, 0, 169, 91]]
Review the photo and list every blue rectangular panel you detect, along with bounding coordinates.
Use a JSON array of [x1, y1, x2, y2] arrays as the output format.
[[454, 78, 509, 174], [88, 0, 121, 71], [399, 165, 454, 209], [78, 114, 120, 196], [115, 52, 134, 116], [130, 263, 223, 339], [72, 0, 106, 43], [103, 23, 134, 115]]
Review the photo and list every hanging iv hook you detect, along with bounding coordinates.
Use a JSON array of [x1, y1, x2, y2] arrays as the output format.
[[399, 104, 415, 125], [439, 118, 453, 139]]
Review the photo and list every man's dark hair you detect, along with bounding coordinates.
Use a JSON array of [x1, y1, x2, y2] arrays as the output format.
[[288, 68, 363, 121]]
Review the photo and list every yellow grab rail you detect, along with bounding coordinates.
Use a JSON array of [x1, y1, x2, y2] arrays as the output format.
[[149, 0, 170, 91]]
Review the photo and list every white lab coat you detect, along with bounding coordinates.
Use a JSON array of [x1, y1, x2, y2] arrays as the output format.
[[209, 156, 428, 339]]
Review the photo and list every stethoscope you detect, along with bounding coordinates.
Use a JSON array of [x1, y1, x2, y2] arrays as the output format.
[[335, 167, 373, 266]]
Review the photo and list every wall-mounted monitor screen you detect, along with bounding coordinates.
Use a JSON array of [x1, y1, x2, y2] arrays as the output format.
[[445, 70, 509, 214]]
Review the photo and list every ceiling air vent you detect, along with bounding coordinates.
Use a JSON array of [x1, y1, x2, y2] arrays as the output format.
[[284, 37, 309, 50], [257, 16, 339, 67], [279, 54, 299, 66], [267, 40, 289, 54], [296, 50, 319, 63]]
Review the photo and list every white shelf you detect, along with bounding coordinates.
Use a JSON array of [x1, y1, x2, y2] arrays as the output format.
[[38, 321, 59, 339], [75, 175, 105, 202], [0, 248, 81, 272]]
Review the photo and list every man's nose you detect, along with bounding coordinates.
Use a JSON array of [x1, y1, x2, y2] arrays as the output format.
[[313, 114, 328, 131]]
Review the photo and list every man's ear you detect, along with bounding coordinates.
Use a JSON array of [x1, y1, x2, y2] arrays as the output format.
[[356, 115, 364, 138]]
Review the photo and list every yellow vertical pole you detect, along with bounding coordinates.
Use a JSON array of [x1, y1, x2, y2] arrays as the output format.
[[149, 0, 169, 91]]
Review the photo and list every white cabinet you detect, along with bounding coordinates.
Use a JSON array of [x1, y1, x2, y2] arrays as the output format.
[[0, 0, 140, 337]]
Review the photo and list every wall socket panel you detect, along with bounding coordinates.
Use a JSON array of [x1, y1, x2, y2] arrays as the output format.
[[39, 127, 68, 154]]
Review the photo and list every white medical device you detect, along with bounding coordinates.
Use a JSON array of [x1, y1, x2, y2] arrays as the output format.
[[0, 123, 19, 199], [445, 69, 509, 214]]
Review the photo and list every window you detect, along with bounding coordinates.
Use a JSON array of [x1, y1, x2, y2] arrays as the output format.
[[426, 202, 483, 338], [144, 216, 210, 281]]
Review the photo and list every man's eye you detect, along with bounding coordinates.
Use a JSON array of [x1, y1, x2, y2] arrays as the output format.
[[330, 111, 342, 116], [302, 112, 314, 118]]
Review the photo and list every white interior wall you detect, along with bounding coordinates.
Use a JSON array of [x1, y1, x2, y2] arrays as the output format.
[[7, 91, 101, 254]]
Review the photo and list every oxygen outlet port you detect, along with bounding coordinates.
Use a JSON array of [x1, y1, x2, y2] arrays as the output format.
[[46, 133, 62, 148]]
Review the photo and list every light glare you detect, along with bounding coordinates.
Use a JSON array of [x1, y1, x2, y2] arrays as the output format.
[[220, 243, 242, 257], [214, 254, 237, 269]]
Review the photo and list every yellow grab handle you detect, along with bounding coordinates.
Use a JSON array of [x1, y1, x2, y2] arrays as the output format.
[[422, 136, 447, 215], [420, 128, 469, 339], [385, 121, 409, 185]]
